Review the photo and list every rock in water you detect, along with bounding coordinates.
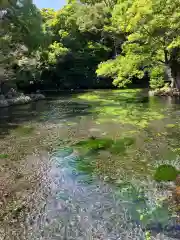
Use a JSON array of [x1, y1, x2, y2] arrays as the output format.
[[30, 93, 46, 101], [7, 96, 31, 105], [0, 99, 9, 107], [0, 94, 5, 100]]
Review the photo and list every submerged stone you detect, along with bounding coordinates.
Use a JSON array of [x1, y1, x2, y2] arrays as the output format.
[[0, 99, 9, 107], [7, 95, 31, 105]]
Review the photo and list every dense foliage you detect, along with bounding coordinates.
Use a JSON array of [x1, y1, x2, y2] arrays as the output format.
[[97, 0, 180, 89], [1, 0, 180, 91]]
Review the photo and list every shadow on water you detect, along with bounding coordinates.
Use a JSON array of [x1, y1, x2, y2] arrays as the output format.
[[0, 97, 92, 138]]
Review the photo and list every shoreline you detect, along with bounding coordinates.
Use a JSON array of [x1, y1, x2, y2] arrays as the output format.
[[1, 88, 180, 108], [0, 93, 46, 108], [149, 88, 180, 97]]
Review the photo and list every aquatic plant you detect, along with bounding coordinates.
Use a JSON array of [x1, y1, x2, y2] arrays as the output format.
[[76, 90, 165, 128], [154, 164, 179, 182], [115, 179, 172, 231], [0, 154, 8, 159], [47, 145, 177, 239], [74, 136, 135, 156], [110, 137, 135, 155], [14, 125, 35, 136], [166, 124, 176, 128], [74, 137, 113, 153], [51, 147, 74, 158], [75, 156, 95, 176]]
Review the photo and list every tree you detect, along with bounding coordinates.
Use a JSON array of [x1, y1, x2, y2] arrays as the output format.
[[97, 0, 180, 89], [79, 0, 117, 8], [34, 1, 112, 89], [0, 0, 45, 90]]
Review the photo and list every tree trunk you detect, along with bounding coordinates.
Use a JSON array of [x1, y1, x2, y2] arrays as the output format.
[[175, 71, 180, 90], [165, 65, 174, 88], [165, 64, 180, 90], [171, 64, 180, 90], [169, 48, 180, 90]]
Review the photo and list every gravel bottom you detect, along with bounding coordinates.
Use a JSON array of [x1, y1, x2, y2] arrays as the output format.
[[19, 151, 179, 240]]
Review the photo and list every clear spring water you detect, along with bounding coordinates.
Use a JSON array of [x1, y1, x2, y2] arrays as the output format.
[[0, 90, 180, 239]]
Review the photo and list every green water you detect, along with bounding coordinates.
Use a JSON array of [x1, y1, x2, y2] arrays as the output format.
[[0, 89, 180, 239]]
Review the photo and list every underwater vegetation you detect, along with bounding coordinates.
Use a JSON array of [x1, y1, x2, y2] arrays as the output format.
[[13, 125, 35, 136], [76, 90, 165, 128], [154, 165, 179, 182], [52, 147, 74, 158], [0, 154, 8, 159], [73, 136, 135, 156], [115, 181, 172, 230]]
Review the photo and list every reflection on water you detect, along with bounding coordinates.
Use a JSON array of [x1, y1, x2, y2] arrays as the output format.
[[0, 90, 180, 239], [0, 97, 91, 137]]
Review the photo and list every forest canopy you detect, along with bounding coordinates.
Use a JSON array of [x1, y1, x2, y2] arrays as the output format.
[[1, 0, 180, 91]]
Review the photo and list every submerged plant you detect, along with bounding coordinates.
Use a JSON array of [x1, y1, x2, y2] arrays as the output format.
[[0, 154, 8, 159], [110, 137, 135, 154], [74, 137, 113, 153], [14, 125, 35, 136], [76, 90, 165, 128], [73, 136, 135, 156], [154, 164, 179, 182], [75, 156, 95, 176], [116, 181, 172, 230], [52, 147, 74, 158]]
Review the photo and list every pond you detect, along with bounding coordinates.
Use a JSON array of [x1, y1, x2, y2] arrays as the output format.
[[0, 89, 180, 239]]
